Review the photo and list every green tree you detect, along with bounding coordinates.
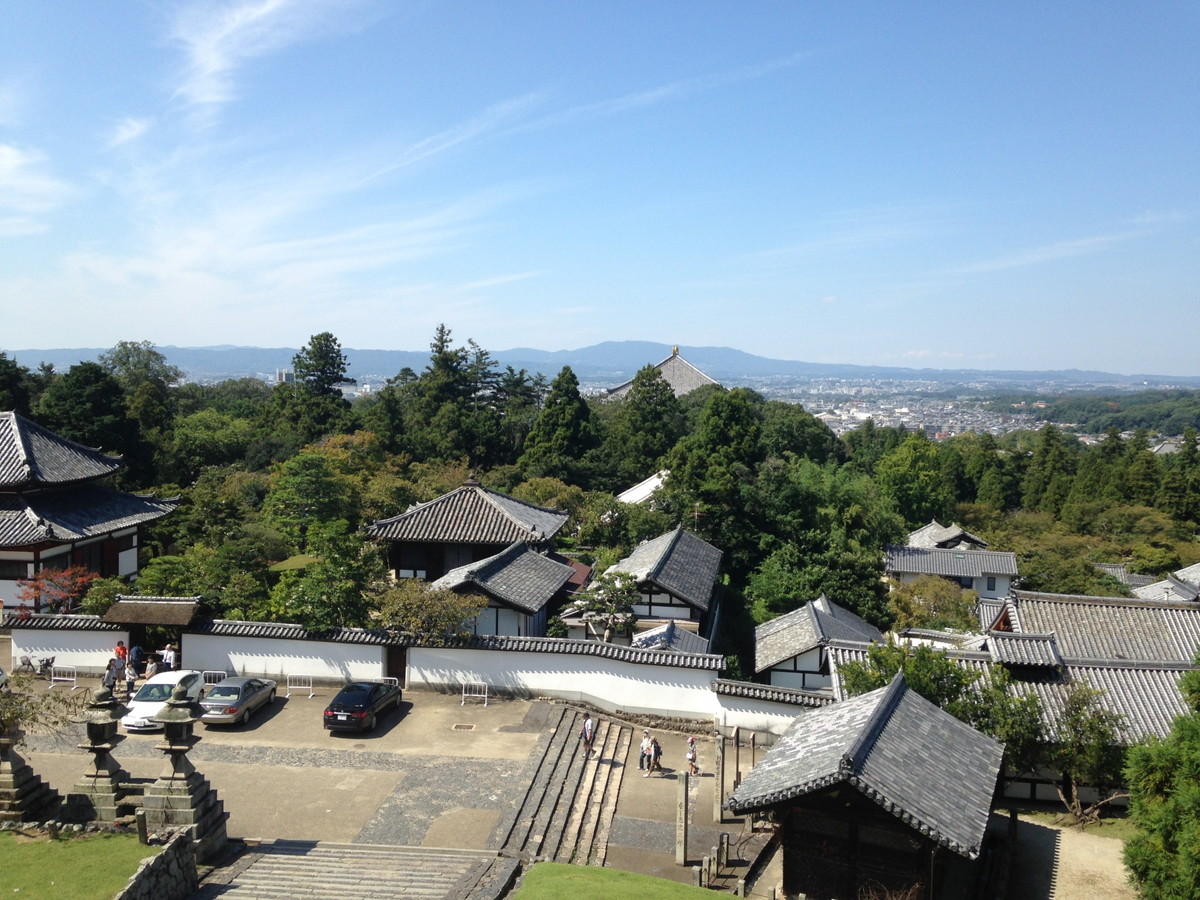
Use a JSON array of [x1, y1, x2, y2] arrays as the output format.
[[34, 362, 140, 459], [1021, 424, 1076, 514], [603, 366, 685, 487], [1124, 656, 1200, 899], [1045, 681, 1127, 824], [261, 452, 358, 550], [562, 571, 641, 642], [369, 578, 486, 642], [292, 331, 354, 396], [0, 352, 32, 415], [875, 434, 952, 527], [519, 366, 597, 481], [98, 340, 183, 394], [267, 521, 382, 629], [760, 401, 844, 464], [887, 574, 977, 631]]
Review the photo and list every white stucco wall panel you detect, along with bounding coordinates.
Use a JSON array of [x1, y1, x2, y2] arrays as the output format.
[[408, 646, 722, 719], [182, 633, 385, 683], [9, 628, 129, 675]]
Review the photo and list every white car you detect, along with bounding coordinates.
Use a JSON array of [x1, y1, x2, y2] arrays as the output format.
[[121, 670, 204, 732]]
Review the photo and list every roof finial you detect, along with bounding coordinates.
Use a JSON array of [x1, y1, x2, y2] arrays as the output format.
[[672, 345, 679, 356]]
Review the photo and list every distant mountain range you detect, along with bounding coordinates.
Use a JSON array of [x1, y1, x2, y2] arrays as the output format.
[[8, 343, 1200, 389]]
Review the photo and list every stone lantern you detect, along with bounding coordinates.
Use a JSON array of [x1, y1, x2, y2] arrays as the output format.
[[63, 686, 131, 822], [140, 685, 227, 861]]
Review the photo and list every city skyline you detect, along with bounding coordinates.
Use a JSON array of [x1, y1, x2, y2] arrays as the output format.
[[2, 2, 1197, 376]]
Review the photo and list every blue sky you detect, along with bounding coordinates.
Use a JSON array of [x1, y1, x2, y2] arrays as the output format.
[[2, 2, 1196, 375]]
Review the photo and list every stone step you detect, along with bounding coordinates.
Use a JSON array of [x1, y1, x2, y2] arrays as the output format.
[[196, 841, 494, 900]]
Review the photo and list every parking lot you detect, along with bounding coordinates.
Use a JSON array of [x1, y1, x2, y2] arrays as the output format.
[[14, 665, 545, 849]]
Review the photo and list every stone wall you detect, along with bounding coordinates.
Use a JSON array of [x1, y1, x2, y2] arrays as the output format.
[[113, 831, 198, 900]]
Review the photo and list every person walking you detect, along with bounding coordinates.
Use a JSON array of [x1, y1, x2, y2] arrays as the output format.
[[638, 730, 653, 771], [129, 644, 144, 675], [579, 713, 596, 757], [646, 736, 663, 776], [114, 640, 128, 665], [686, 736, 700, 776]]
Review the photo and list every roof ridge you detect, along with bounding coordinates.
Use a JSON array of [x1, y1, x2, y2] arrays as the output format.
[[840, 674, 906, 776]]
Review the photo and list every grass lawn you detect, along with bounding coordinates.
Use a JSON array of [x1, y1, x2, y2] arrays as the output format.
[[510, 862, 715, 899], [0, 830, 162, 900]]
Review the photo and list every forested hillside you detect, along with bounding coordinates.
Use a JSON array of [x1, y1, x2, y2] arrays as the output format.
[[3, 331, 1198, 671], [986, 390, 1200, 435]]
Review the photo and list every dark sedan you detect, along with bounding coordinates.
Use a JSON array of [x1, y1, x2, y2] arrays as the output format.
[[200, 676, 277, 726], [323, 680, 402, 733]]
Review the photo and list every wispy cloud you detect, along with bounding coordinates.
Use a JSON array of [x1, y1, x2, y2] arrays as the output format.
[[169, 0, 368, 118], [457, 272, 541, 292], [749, 206, 937, 262], [0, 144, 72, 235], [108, 117, 151, 148], [363, 93, 547, 183], [947, 232, 1133, 276]]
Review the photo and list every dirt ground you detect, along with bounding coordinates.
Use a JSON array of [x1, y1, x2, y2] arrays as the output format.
[[1009, 816, 1135, 900]]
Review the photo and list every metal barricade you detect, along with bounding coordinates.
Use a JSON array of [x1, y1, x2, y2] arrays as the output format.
[[203, 670, 229, 686], [286, 673, 315, 698], [49, 665, 83, 691], [461, 681, 488, 706]]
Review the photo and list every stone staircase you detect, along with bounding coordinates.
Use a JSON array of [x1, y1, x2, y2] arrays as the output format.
[[490, 705, 631, 866], [194, 840, 514, 900]]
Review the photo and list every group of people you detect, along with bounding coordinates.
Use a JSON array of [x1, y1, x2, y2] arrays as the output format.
[[577, 714, 703, 778], [99, 640, 177, 696]]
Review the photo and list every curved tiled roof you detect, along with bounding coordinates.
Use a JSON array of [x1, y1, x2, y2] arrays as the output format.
[[431, 541, 574, 614], [369, 480, 568, 545], [906, 520, 988, 550], [2, 613, 121, 631], [608, 526, 722, 612], [885, 546, 1018, 578], [986, 631, 1064, 668], [727, 676, 1003, 859], [445, 634, 727, 670], [0, 411, 123, 488], [1010, 590, 1200, 662], [630, 620, 711, 654], [0, 485, 178, 546], [713, 678, 835, 707], [191, 619, 408, 646]]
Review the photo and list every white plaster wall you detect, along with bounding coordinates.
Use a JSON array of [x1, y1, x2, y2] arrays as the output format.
[[9, 628, 129, 675], [973, 575, 1011, 599], [714, 694, 808, 737], [0, 581, 19, 605], [182, 633, 386, 683], [408, 646, 722, 718], [118, 548, 138, 577]]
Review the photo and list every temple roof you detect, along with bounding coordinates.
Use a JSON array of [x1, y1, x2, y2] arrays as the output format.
[[604, 348, 720, 399], [431, 541, 575, 614], [727, 675, 1002, 859], [755, 594, 882, 673], [0, 484, 178, 546], [607, 526, 722, 612], [369, 478, 569, 545], [0, 411, 123, 489]]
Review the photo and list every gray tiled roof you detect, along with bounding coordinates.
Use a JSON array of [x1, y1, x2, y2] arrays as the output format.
[[1133, 563, 1200, 603], [0, 411, 123, 488], [1, 613, 121, 631], [0, 485, 178, 546], [727, 675, 1003, 859], [608, 526, 722, 612], [191, 619, 408, 646], [986, 631, 1064, 668], [103, 596, 202, 627], [906, 520, 988, 550], [885, 546, 1019, 578], [712, 678, 835, 708], [604, 350, 720, 399], [430, 541, 574, 614], [754, 595, 883, 673], [1094, 563, 1156, 590], [369, 479, 568, 545], [630, 620, 711, 654], [444, 634, 726, 670], [1009, 590, 1200, 663], [976, 596, 1008, 631]]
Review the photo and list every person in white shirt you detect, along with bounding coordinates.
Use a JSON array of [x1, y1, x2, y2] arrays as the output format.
[[160, 644, 176, 671]]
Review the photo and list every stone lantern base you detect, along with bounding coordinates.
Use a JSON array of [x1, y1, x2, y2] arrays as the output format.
[[0, 737, 61, 823], [140, 769, 227, 863]]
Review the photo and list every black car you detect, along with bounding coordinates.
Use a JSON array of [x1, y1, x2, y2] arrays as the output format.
[[323, 680, 402, 733]]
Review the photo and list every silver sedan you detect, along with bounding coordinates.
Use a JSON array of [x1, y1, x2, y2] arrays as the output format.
[[199, 676, 277, 726]]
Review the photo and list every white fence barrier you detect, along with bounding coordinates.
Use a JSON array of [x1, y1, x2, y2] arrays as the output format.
[[203, 670, 228, 686], [461, 681, 488, 706], [286, 673, 315, 698], [376, 676, 399, 687], [49, 665, 83, 691]]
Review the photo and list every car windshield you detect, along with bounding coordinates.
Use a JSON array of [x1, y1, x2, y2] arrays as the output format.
[[338, 684, 373, 699], [206, 685, 241, 700], [133, 683, 173, 702]]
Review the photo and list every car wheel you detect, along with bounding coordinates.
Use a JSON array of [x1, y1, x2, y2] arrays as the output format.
[[366, 713, 377, 732], [242, 705, 253, 725], [268, 690, 276, 704]]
